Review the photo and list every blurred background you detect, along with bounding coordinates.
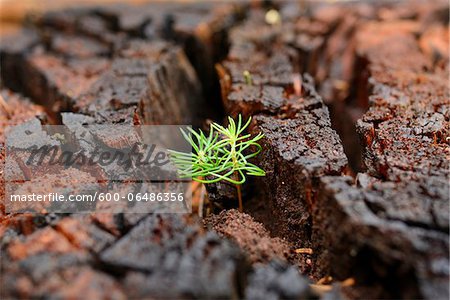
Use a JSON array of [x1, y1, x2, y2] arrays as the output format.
[[0, 0, 351, 35], [0, 0, 152, 35]]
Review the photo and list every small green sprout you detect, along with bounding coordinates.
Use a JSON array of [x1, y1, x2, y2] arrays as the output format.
[[243, 70, 253, 86], [169, 115, 265, 212]]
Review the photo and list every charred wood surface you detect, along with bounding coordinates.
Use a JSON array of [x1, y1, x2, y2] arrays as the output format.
[[0, 1, 448, 299]]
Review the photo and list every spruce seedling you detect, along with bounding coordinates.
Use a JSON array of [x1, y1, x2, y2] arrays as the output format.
[[169, 115, 265, 212], [243, 70, 253, 86]]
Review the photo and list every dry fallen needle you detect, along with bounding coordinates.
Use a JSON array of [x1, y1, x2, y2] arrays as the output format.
[[295, 248, 313, 254], [310, 277, 355, 295]]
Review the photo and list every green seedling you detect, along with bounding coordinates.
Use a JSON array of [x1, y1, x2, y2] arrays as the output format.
[[169, 115, 265, 212], [243, 70, 253, 86]]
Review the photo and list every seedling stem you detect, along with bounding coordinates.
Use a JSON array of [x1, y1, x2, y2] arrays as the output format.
[[169, 115, 265, 214]]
